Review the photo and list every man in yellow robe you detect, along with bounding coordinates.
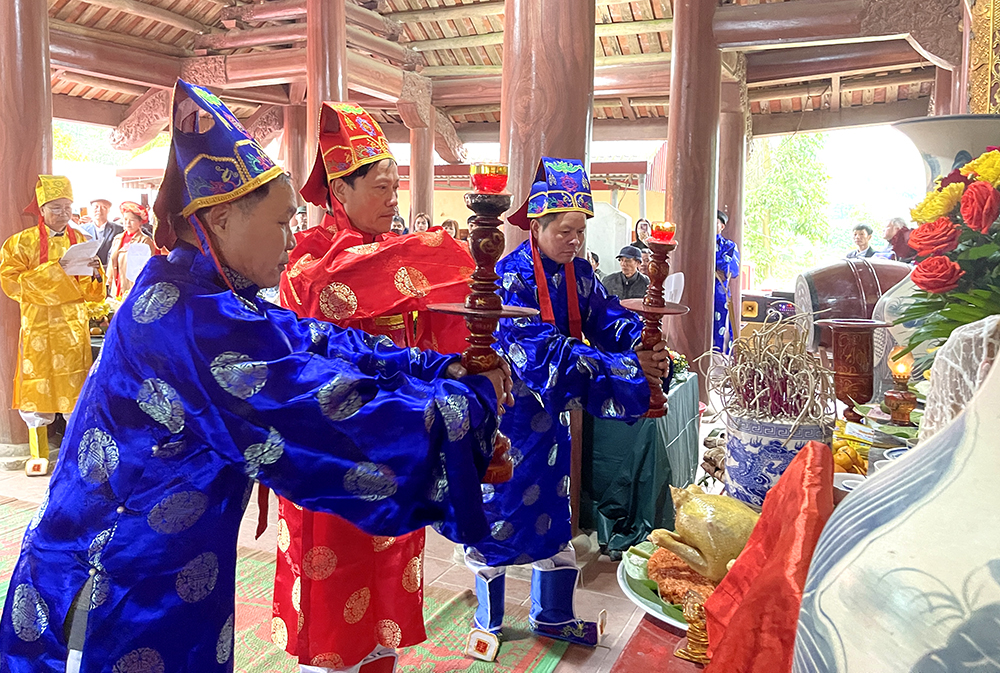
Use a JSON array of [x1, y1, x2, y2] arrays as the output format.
[[0, 175, 105, 475]]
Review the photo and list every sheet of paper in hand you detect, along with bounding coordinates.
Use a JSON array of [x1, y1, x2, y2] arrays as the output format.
[[59, 239, 100, 276], [125, 243, 153, 282]]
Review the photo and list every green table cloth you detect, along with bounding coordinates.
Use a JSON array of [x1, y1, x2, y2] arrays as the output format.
[[580, 373, 700, 556]]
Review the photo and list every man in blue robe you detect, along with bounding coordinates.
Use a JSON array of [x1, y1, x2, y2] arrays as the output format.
[[0, 80, 511, 673], [463, 158, 670, 650], [715, 210, 741, 353]]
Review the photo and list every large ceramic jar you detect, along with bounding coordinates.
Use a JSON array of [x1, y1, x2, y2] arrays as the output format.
[[724, 415, 832, 507]]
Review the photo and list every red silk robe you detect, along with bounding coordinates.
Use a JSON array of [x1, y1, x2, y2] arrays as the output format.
[[272, 201, 473, 668]]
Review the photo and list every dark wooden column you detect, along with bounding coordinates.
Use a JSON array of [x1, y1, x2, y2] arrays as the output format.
[[282, 105, 310, 207], [499, 0, 596, 253], [718, 81, 746, 346], [934, 67, 954, 117], [306, 0, 348, 226], [0, 0, 50, 449], [664, 0, 721, 403], [409, 121, 436, 227]]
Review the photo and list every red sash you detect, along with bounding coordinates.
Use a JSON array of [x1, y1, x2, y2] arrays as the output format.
[[38, 221, 79, 264], [530, 236, 583, 340]]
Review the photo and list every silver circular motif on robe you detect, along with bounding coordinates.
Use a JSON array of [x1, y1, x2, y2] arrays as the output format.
[[481, 483, 495, 503], [491, 520, 514, 541], [147, 490, 209, 534], [244, 427, 285, 479], [112, 647, 165, 673], [530, 411, 553, 434], [423, 401, 436, 434], [78, 428, 120, 485], [557, 475, 571, 498], [89, 526, 116, 571], [344, 462, 398, 502], [535, 513, 552, 536], [601, 398, 626, 419], [309, 321, 330, 344], [28, 488, 48, 531], [509, 447, 524, 468], [559, 411, 571, 427], [436, 394, 470, 442], [511, 379, 531, 399], [546, 363, 559, 390], [216, 614, 234, 664], [11, 584, 48, 642], [502, 272, 520, 292], [131, 282, 180, 325], [176, 551, 219, 603], [611, 355, 640, 379], [575, 355, 599, 378], [522, 484, 541, 506], [210, 352, 268, 400], [508, 343, 528, 369], [137, 378, 184, 434], [90, 571, 109, 609], [317, 373, 364, 421], [548, 444, 559, 467]]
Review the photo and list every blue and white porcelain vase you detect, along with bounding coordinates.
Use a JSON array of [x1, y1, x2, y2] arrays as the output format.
[[794, 354, 1000, 672], [724, 415, 833, 507]]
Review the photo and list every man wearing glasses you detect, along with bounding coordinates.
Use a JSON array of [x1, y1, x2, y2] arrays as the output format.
[[0, 175, 105, 475]]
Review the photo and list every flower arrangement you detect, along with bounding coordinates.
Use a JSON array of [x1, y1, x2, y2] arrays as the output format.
[[898, 148, 1000, 354]]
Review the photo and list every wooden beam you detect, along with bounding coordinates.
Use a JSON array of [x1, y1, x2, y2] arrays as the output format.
[[420, 65, 502, 77], [219, 0, 402, 39], [49, 28, 182, 89], [56, 72, 148, 98], [384, 0, 660, 23], [595, 18, 672, 38], [595, 52, 669, 67], [382, 117, 671, 143], [715, 0, 863, 50], [433, 108, 467, 164], [830, 73, 841, 111], [72, 0, 209, 35], [51, 93, 127, 127], [752, 96, 929, 136], [49, 18, 191, 57], [747, 40, 926, 84]]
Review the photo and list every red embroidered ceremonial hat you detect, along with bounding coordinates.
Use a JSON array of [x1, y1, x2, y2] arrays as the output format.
[[300, 102, 394, 207]]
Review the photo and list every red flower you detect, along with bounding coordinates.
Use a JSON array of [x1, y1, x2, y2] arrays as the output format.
[[912, 255, 965, 294], [909, 217, 960, 256], [940, 168, 974, 190], [960, 180, 1000, 233]]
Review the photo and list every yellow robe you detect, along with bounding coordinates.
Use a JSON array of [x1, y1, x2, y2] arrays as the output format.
[[0, 225, 105, 414]]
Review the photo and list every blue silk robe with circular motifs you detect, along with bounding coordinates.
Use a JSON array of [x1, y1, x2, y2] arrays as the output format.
[[467, 241, 649, 567], [0, 243, 497, 672]]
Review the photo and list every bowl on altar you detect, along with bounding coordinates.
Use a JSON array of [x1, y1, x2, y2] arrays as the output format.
[[470, 162, 508, 194]]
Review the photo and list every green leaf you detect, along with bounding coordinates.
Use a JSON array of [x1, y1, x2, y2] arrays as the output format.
[[623, 573, 688, 624]]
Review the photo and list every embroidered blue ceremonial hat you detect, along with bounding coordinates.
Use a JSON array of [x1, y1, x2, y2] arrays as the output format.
[[508, 157, 594, 230]]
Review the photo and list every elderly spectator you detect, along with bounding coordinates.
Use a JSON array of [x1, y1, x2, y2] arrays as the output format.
[[77, 197, 124, 266], [0, 175, 105, 475], [847, 223, 876, 258], [390, 214, 407, 235], [603, 245, 649, 300], [884, 217, 916, 262], [441, 218, 459, 238], [291, 206, 308, 232], [413, 212, 430, 233], [108, 201, 157, 299]]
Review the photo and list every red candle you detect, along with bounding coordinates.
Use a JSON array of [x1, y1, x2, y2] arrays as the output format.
[[650, 221, 676, 242], [470, 162, 509, 194]]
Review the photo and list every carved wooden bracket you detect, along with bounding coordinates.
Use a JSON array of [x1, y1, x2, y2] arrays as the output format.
[[108, 89, 172, 151], [433, 108, 467, 164], [396, 72, 432, 129], [970, 0, 1000, 113], [245, 105, 286, 146], [180, 55, 229, 87], [862, 0, 963, 68]]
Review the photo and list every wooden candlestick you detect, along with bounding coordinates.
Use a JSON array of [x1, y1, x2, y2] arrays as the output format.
[[428, 191, 536, 484], [620, 238, 688, 419], [816, 319, 890, 424]]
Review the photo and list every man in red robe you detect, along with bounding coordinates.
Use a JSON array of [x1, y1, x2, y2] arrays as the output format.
[[273, 102, 476, 673]]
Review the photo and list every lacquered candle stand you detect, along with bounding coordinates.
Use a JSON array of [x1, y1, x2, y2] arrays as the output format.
[[428, 163, 536, 483], [884, 346, 917, 426], [816, 318, 890, 424], [620, 223, 688, 419]]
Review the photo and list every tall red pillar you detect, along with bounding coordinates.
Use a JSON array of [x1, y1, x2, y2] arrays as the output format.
[[664, 0, 721, 403], [0, 0, 51, 451], [306, 0, 349, 226], [499, 0, 596, 253], [718, 81, 746, 345], [282, 105, 310, 206], [409, 119, 436, 227]]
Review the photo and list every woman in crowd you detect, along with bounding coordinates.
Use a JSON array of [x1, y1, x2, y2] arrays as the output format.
[[412, 212, 431, 233], [441, 218, 460, 238], [633, 218, 651, 250], [108, 201, 157, 299]]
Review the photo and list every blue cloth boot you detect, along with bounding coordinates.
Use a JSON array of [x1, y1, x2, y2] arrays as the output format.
[[473, 571, 505, 633], [529, 566, 601, 646]]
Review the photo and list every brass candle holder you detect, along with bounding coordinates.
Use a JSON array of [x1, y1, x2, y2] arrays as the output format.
[[428, 163, 536, 483], [884, 346, 917, 426], [816, 318, 890, 424], [620, 222, 688, 419]]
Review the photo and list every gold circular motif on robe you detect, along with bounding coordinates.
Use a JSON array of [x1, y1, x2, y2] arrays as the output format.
[[271, 616, 289, 650], [402, 556, 422, 593], [459, 266, 475, 279], [20, 402, 37, 412], [320, 282, 358, 320], [287, 253, 316, 279], [376, 619, 403, 649], [216, 614, 234, 664], [21, 359, 33, 376], [372, 535, 396, 552], [36, 380, 49, 396], [78, 428, 120, 485], [346, 242, 381, 255], [344, 587, 371, 624], [52, 353, 65, 370], [11, 583, 48, 642], [415, 230, 444, 247], [277, 518, 291, 552], [394, 266, 430, 298], [147, 490, 209, 534], [176, 551, 219, 603], [303, 546, 338, 580], [298, 610, 305, 633], [112, 647, 165, 673], [30, 337, 44, 352], [291, 576, 302, 612], [311, 654, 345, 667], [57, 396, 71, 412]]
